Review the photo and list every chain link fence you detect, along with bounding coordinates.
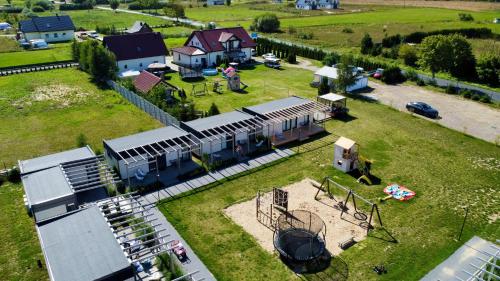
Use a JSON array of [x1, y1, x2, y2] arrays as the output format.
[[107, 80, 180, 126]]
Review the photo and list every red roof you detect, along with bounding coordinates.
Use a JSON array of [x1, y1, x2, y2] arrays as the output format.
[[172, 46, 205, 56], [185, 27, 256, 53], [133, 71, 162, 93]]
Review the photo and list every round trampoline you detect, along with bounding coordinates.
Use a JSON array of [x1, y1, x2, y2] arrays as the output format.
[[273, 210, 327, 262]]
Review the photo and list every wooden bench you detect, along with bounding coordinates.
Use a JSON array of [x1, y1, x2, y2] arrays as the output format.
[[338, 237, 356, 250]]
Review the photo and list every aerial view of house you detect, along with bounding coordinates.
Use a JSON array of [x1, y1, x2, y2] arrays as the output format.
[[0, 1, 499, 281]]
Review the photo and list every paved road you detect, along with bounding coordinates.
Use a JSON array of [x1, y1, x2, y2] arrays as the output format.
[[363, 82, 500, 143], [96, 6, 205, 27]]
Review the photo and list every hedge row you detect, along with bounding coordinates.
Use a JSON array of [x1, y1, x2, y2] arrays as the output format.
[[128, 1, 168, 10], [59, 3, 94, 10], [256, 37, 326, 61], [0, 6, 23, 13], [382, 27, 494, 48]]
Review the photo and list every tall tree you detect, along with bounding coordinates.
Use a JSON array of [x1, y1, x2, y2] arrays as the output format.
[[448, 34, 476, 80], [250, 13, 280, 33], [418, 35, 452, 78], [336, 55, 357, 93], [163, 3, 184, 21], [318, 77, 330, 96]]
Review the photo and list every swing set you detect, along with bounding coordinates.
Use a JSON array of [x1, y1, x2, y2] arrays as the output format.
[[314, 176, 383, 235]]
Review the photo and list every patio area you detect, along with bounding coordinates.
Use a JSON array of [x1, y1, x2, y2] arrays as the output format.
[[272, 124, 325, 146], [206, 140, 271, 163], [128, 159, 203, 188]]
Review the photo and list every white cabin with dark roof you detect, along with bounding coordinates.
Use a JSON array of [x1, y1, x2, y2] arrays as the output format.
[[296, 0, 339, 10]]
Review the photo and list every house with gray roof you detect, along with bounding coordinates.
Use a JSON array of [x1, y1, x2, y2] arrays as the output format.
[[19, 15, 75, 43], [180, 111, 270, 161], [103, 126, 202, 185], [242, 96, 330, 146], [20, 146, 118, 222]]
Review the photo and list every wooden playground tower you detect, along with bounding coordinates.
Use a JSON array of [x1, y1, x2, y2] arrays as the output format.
[[314, 176, 383, 235]]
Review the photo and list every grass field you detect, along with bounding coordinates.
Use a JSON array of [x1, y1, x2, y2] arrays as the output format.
[[0, 43, 72, 68], [0, 183, 49, 281], [158, 91, 500, 281], [41, 9, 168, 30], [0, 37, 21, 53], [0, 68, 162, 166]]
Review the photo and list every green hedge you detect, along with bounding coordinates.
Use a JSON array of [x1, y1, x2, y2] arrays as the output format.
[[382, 28, 494, 48]]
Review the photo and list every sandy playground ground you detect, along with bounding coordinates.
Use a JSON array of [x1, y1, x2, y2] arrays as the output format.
[[224, 178, 368, 256]]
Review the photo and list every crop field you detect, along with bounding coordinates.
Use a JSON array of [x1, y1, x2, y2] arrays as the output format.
[[0, 68, 162, 166], [0, 43, 72, 68], [159, 91, 500, 281]]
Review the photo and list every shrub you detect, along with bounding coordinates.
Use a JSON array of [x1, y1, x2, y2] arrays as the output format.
[[381, 65, 405, 84], [0, 6, 23, 13], [398, 44, 418, 66], [480, 95, 491, 103], [60, 2, 93, 10], [427, 79, 437, 87], [360, 33, 374, 55], [7, 167, 20, 183], [341, 27, 353, 33], [287, 52, 296, 64], [461, 90, 472, 99], [458, 13, 474, 22], [476, 55, 500, 87], [322, 52, 340, 66], [287, 26, 296, 34], [33, 0, 52, 10], [382, 34, 401, 48], [471, 93, 481, 101], [445, 84, 456, 95], [76, 133, 88, 147], [207, 102, 220, 116], [31, 5, 44, 12], [405, 69, 419, 82], [297, 32, 313, 40], [250, 13, 280, 33], [416, 79, 425, 86]]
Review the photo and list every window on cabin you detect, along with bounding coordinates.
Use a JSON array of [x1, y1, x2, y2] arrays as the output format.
[[54, 33, 58, 38], [139, 63, 143, 67], [124, 64, 128, 69], [45, 34, 49, 38]]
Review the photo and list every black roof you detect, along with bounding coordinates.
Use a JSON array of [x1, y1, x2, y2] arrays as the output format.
[[103, 32, 167, 61], [19, 15, 75, 33]]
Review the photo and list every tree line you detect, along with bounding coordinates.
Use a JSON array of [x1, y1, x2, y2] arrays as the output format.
[[71, 40, 117, 82]]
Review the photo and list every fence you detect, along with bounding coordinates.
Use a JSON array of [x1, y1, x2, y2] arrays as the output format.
[[0, 61, 78, 76], [107, 80, 180, 126]]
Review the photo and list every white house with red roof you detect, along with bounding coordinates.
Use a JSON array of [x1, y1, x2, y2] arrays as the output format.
[[171, 27, 256, 73]]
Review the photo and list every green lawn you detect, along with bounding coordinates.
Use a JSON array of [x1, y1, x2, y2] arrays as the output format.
[[165, 37, 188, 49], [159, 95, 500, 281], [0, 43, 72, 68], [0, 68, 162, 166], [0, 183, 49, 281], [166, 63, 318, 112], [42, 9, 169, 30], [0, 37, 22, 53]]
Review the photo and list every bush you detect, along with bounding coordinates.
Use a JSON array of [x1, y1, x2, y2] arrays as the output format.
[[76, 133, 88, 147], [250, 13, 280, 33], [381, 65, 405, 84], [59, 2, 93, 10], [33, 0, 52, 10], [471, 93, 481, 101], [31, 5, 45, 12], [416, 79, 425, 86], [445, 84, 456, 95], [0, 6, 23, 13], [458, 13, 474, 22], [341, 27, 353, 33], [382, 34, 401, 48], [287, 52, 296, 64], [287, 26, 296, 34], [128, 1, 167, 10], [461, 90, 472, 99], [360, 33, 374, 55], [405, 69, 419, 82], [398, 44, 418, 66], [480, 95, 491, 103], [427, 79, 437, 87], [476, 55, 500, 87], [322, 52, 339, 66], [297, 32, 313, 40], [7, 167, 20, 183]]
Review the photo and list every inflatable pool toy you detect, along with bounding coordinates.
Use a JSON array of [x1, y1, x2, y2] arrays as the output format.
[[383, 183, 415, 201], [202, 68, 218, 76]]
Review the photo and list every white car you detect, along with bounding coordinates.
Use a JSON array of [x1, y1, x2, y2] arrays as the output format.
[[262, 53, 276, 60], [89, 32, 99, 39]]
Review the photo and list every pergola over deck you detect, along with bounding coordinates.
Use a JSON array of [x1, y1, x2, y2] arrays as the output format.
[[60, 155, 120, 194], [95, 193, 171, 264], [243, 96, 331, 145], [180, 111, 272, 159], [104, 126, 203, 185]]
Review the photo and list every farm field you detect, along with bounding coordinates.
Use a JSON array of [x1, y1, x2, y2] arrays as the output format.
[[0, 43, 72, 68], [0, 68, 162, 166], [159, 94, 500, 281], [342, 0, 500, 11]]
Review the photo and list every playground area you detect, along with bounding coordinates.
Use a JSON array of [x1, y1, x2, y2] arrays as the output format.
[[224, 178, 369, 256]]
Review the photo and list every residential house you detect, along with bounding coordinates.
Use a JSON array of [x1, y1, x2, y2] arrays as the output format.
[[313, 65, 368, 92], [126, 21, 153, 34], [172, 27, 255, 77], [19, 147, 116, 222], [19, 15, 75, 42], [103, 126, 201, 186], [242, 96, 329, 146], [207, 0, 225, 5], [103, 32, 167, 74], [295, 0, 339, 10]]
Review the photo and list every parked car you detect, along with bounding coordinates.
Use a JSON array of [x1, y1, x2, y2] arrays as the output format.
[[406, 102, 439, 118], [373, 68, 384, 79], [88, 32, 99, 39], [262, 53, 276, 60], [264, 58, 281, 69]]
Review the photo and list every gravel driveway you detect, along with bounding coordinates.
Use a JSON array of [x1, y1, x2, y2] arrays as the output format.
[[363, 82, 500, 143]]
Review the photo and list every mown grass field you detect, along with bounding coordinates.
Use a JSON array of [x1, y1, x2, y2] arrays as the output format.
[[0, 43, 72, 68], [0, 68, 162, 166], [159, 85, 500, 281]]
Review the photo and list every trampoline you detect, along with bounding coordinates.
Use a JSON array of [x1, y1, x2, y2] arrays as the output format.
[[274, 210, 326, 262]]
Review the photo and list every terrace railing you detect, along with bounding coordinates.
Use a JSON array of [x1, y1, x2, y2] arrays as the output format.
[[107, 80, 180, 126]]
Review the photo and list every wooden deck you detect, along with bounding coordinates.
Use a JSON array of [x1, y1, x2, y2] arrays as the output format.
[[272, 124, 325, 146]]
